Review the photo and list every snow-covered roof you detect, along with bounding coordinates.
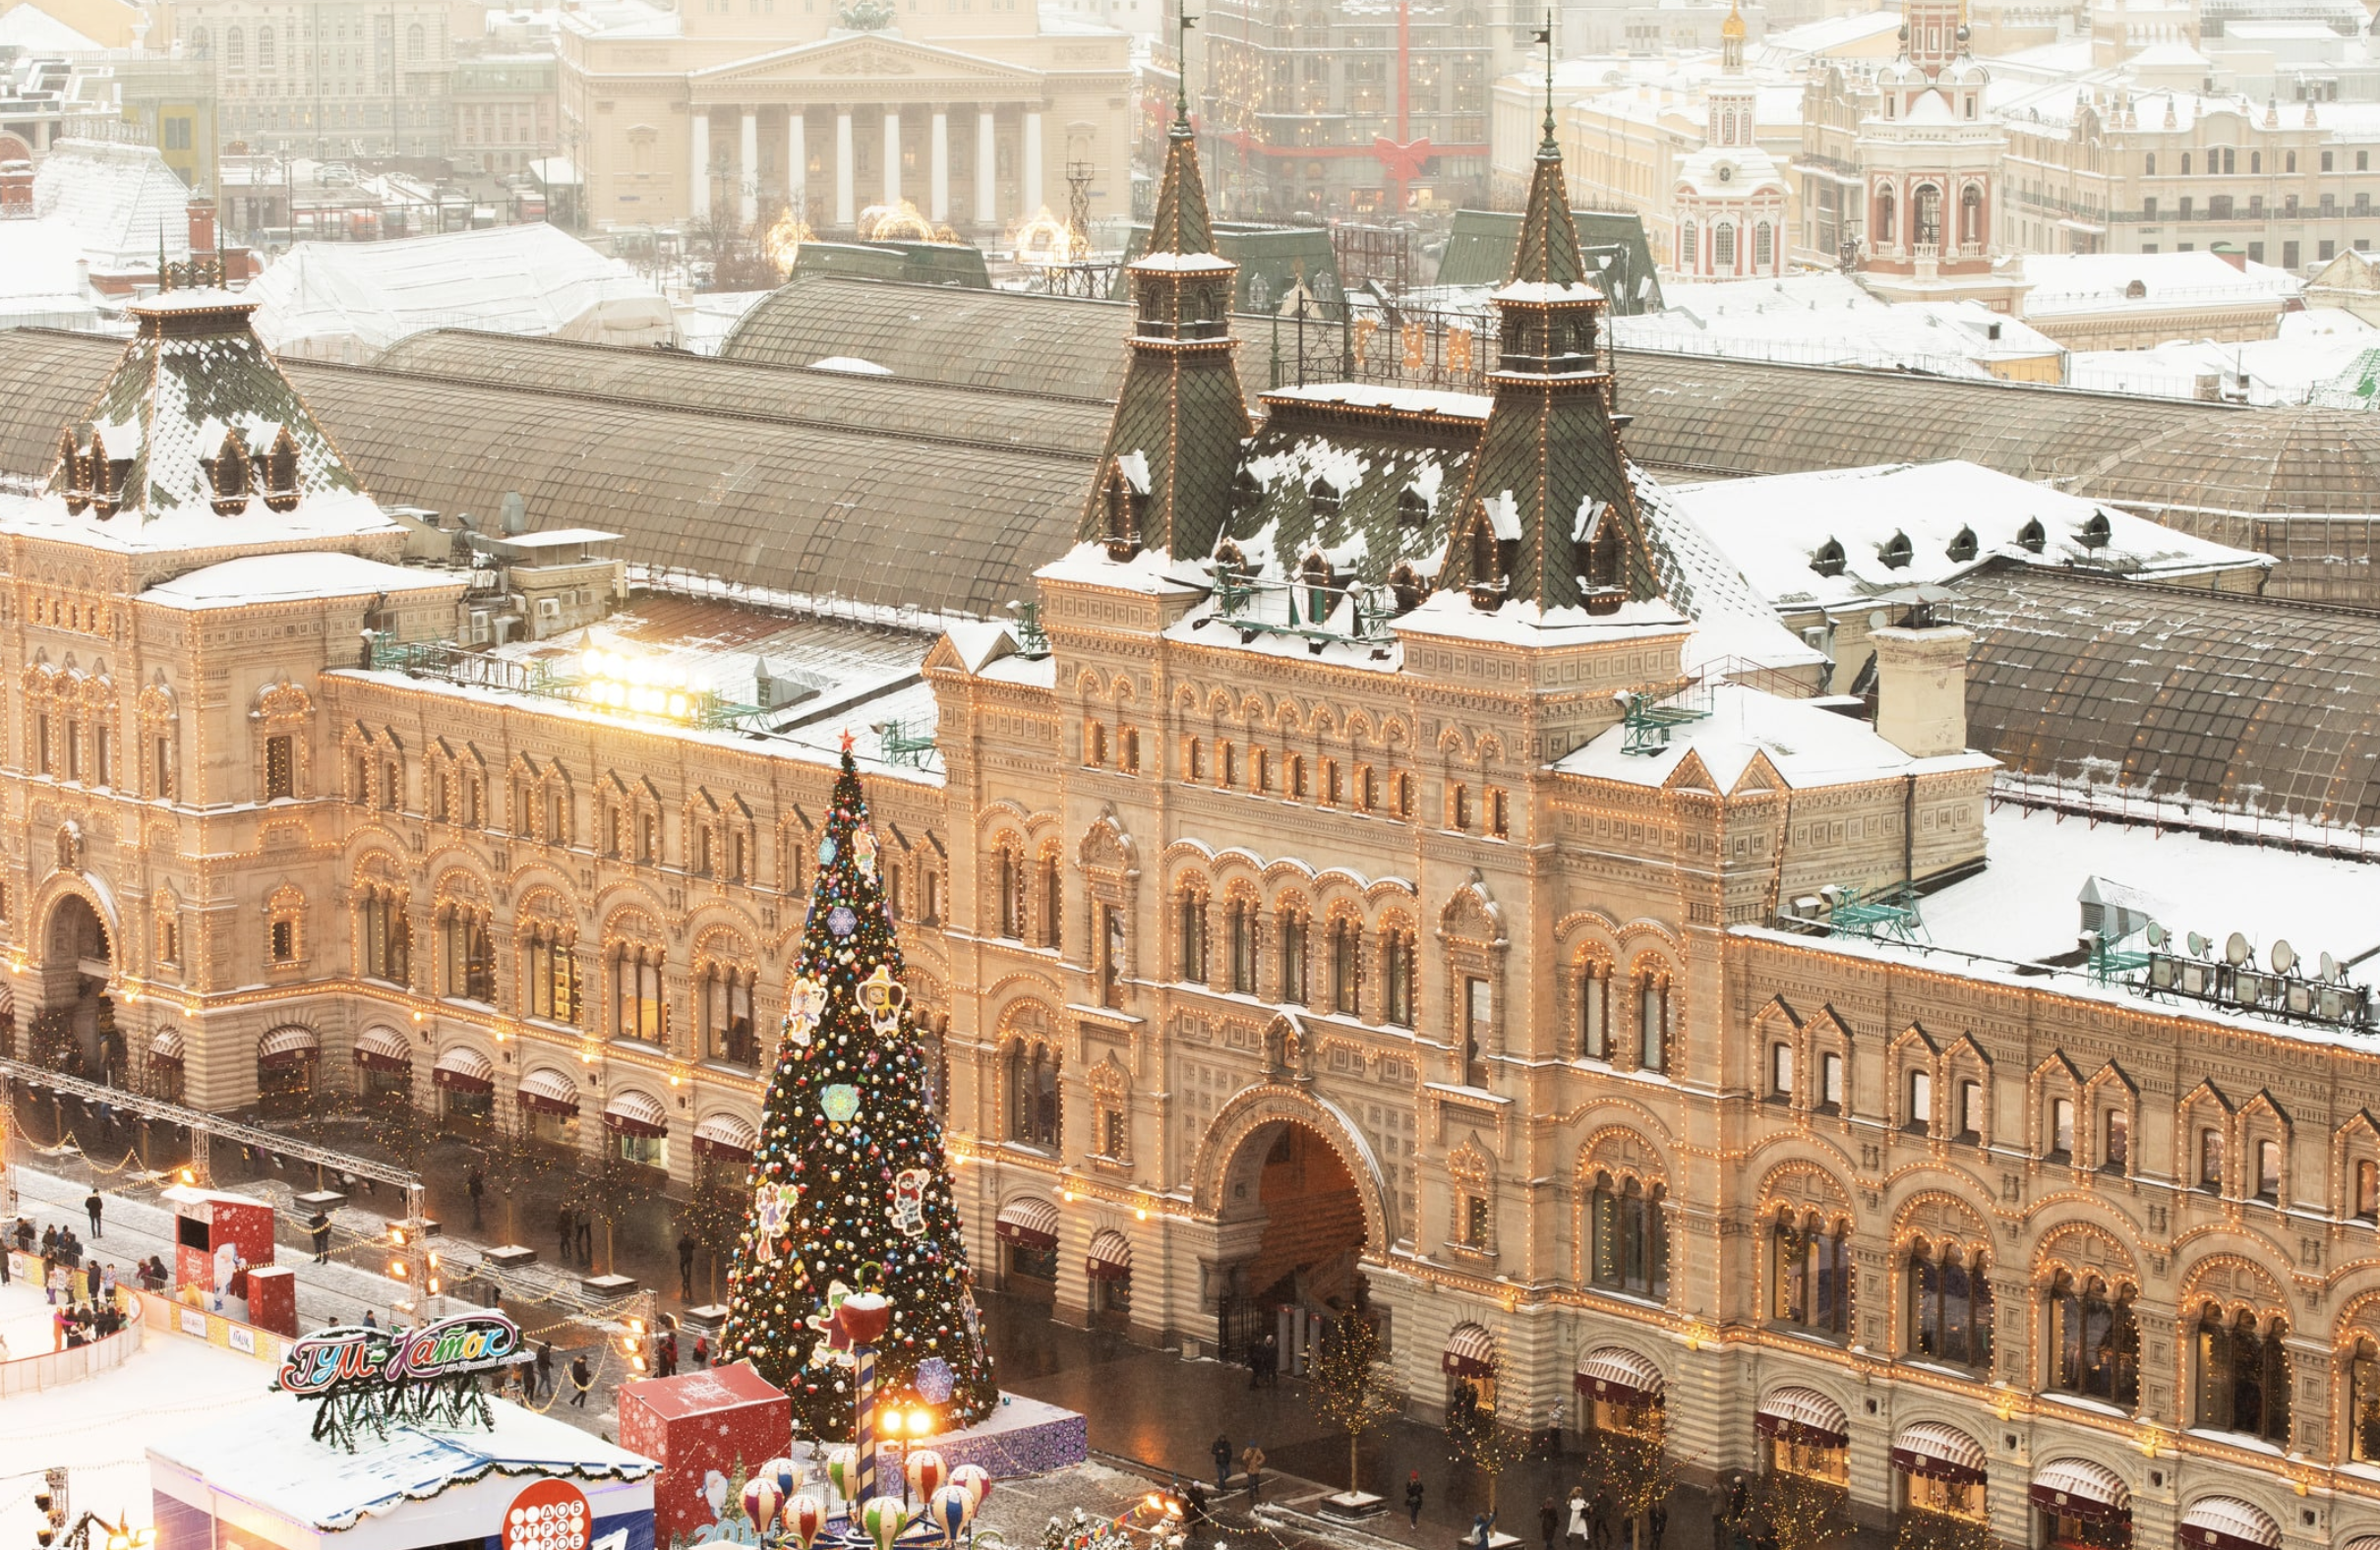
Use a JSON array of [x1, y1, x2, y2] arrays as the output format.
[[1615, 274, 2062, 377], [247, 224, 676, 363], [0, 5, 102, 50], [2070, 307, 2380, 404], [1756, 9, 1902, 58], [2021, 251, 2304, 316], [1661, 460, 2269, 609], [148, 1392, 655, 1535], [3, 290, 401, 556], [1558, 680, 1994, 789], [141, 552, 465, 610], [1262, 383, 1491, 420], [1673, 142, 1790, 197], [31, 138, 192, 275], [0, 213, 99, 330], [1916, 803, 2380, 991]]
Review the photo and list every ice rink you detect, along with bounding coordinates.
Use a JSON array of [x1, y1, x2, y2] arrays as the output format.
[[0, 1281, 277, 1543]]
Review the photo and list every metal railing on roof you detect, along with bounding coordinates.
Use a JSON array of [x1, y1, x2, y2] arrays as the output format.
[[363, 632, 767, 733], [1206, 570, 1399, 647]]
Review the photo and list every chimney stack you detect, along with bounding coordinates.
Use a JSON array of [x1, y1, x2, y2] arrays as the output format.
[[188, 199, 217, 256], [1871, 594, 1972, 759]]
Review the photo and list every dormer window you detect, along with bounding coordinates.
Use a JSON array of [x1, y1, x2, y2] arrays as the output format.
[[1946, 526, 1978, 562], [1101, 460, 1145, 559], [1812, 539, 1847, 577], [1230, 466, 1261, 515], [1575, 502, 1625, 603], [207, 430, 251, 514], [1398, 488, 1429, 528], [87, 431, 118, 518], [2017, 517, 2047, 554], [260, 427, 301, 513], [1878, 530, 1914, 569], [56, 429, 87, 514], [1388, 562, 1424, 613], [1308, 478, 1341, 519], [2079, 510, 2112, 550]]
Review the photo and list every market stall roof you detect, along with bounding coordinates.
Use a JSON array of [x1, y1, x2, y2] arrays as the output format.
[[148, 1388, 654, 1535]]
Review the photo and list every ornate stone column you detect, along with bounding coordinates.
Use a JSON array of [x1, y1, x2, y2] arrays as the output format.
[[929, 106, 949, 222], [835, 106, 856, 226], [976, 106, 996, 223], [689, 108, 711, 219], [1024, 108, 1043, 213], [739, 106, 758, 224], [789, 108, 807, 223], [883, 104, 901, 209]]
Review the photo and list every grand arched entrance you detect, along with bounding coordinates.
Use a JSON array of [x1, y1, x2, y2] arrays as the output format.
[[1212, 1115, 1372, 1368], [32, 893, 117, 1079]]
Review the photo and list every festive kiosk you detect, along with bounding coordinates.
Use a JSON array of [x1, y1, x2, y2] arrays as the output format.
[[163, 1185, 293, 1333], [148, 1311, 658, 1550]]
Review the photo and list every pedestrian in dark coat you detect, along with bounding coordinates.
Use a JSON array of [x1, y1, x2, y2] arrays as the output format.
[[569, 1354, 592, 1407], [86, 1189, 103, 1238], [1211, 1435, 1232, 1492], [1406, 1472, 1426, 1528]]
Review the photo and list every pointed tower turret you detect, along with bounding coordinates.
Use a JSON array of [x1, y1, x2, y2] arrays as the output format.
[[1437, 58, 1661, 617], [1077, 101, 1252, 563]]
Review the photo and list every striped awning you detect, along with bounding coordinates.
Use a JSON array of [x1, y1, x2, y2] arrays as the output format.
[[257, 1025, 321, 1067], [515, 1067, 579, 1116], [2180, 1498, 2281, 1550], [1755, 1386, 1849, 1449], [149, 1028, 185, 1065], [1441, 1323, 1498, 1379], [1086, 1228, 1133, 1281], [432, 1044, 496, 1093], [353, 1026, 413, 1073], [995, 1197, 1060, 1250], [1891, 1422, 1988, 1485], [604, 1089, 670, 1138], [693, 1113, 758, 1159], [2030, 1459, 2131, 1523], [1575, 1345, 1664, 1402]]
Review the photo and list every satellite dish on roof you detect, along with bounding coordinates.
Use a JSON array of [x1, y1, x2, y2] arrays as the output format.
[[2147, 923, 2168, 948], [2226, 931, 2251, 967], [2323, 951, 2341, 981], [2272, 939, 2297, 975], [2187, 931, 2209, 957]]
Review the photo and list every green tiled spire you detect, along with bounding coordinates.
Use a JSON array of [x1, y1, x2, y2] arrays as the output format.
[[1436, 102, 1661, 617], [1077, 114, 1251, 561]]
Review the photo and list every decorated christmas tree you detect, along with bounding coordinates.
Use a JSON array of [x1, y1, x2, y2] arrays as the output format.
[[718, 741, 997, 1437]]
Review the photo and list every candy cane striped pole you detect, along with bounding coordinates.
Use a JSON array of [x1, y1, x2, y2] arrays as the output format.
[[855, 1343, 879, 1505]]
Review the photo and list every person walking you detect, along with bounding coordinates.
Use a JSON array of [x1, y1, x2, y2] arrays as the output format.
[[1541, 1501, 1561, 1550], [309, 1213, 331, 1264], [466, 1167, 486, 1229], [1406, 1471, 1426, 1529], [691, 1334, 708, 1368], [576, 1212, 593, 1265], [678, 1229, 697, 1299], [1589, 1493, 1612, 1550], [537, 1340, 555, 1400], [1647, 1503, 1668, 1550], [659, 1330, 679, 1378], [1568, 1488, 1590, 1550], [1211, 1435, 1233, 1493], [1238, 1445, 1265, 1506], [86, 1189, 103, 1239], [1259, 1332, 1280, 1388], [1185, 1482, 1209, 1529], [569, 1353, 592, 1408], [556, 1205, 575, 1266]]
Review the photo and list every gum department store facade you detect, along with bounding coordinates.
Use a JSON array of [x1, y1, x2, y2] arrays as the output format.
[[8, 116, 2380, 1550]]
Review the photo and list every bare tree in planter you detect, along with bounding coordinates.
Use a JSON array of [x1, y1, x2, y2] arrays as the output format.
[[1306, 1313, 1402, 1511], [1445, 1370, 1532, 1520], [1757, 1471, 1850, 1550], [1584, 1403, 1679, 1550]]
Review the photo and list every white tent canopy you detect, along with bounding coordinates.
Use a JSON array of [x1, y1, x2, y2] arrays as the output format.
[[247, 223, 676, 363]]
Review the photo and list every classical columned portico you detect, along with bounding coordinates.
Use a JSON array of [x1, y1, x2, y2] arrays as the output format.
[[685, 93, 1056, 233]]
